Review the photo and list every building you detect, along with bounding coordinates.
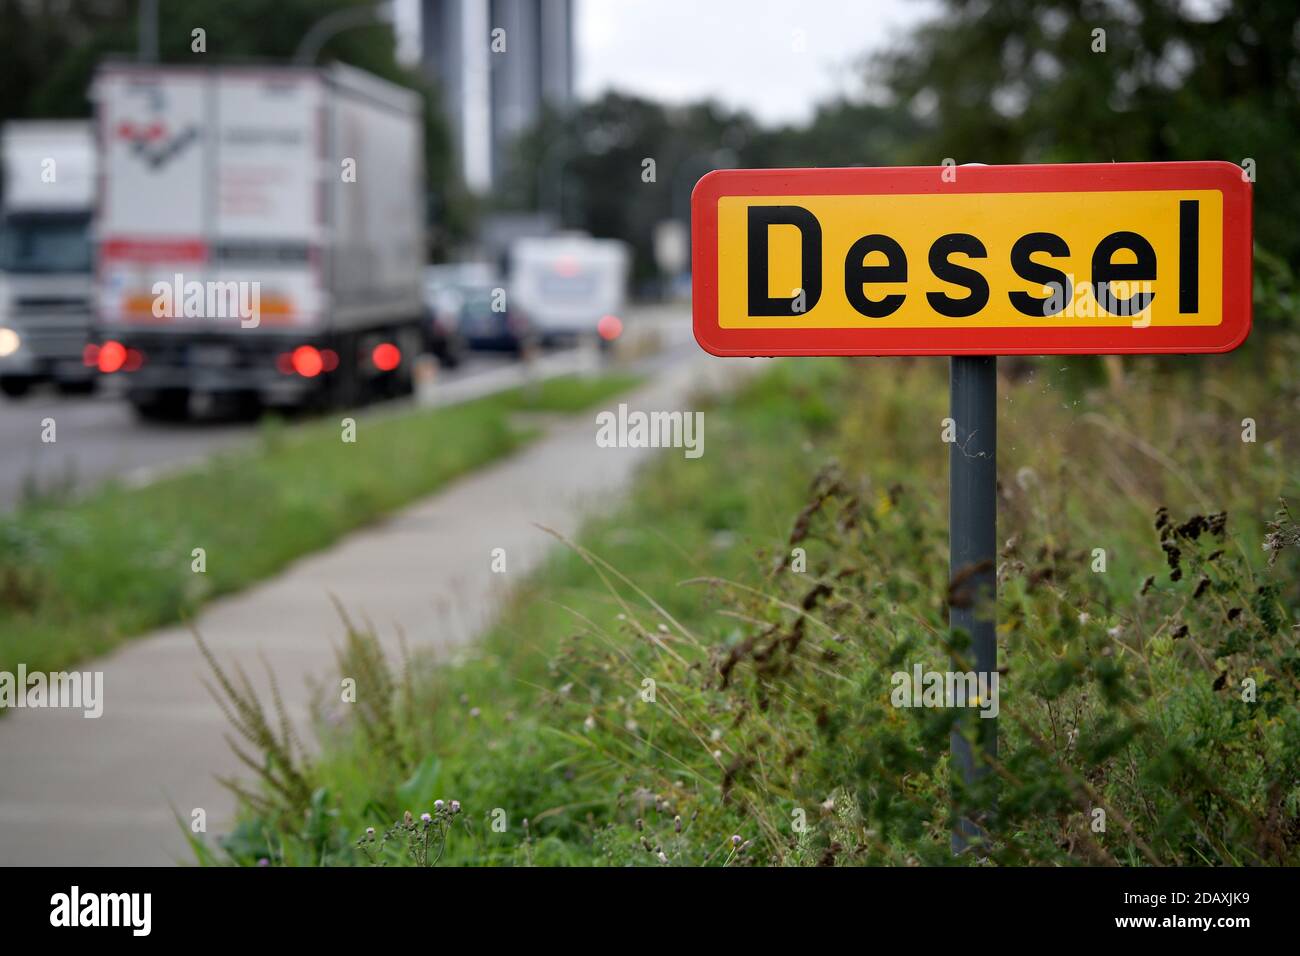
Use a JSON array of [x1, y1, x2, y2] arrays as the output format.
[[421, 0, 574, 193]]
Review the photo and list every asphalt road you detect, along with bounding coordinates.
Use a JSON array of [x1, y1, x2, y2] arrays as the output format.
[[0, 305, 697, 512], [0, 351, 518, 512]]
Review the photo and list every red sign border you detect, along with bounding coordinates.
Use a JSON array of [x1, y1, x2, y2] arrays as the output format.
[[691, 162, 1252, 356]]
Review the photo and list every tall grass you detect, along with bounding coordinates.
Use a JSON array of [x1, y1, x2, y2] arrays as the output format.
[[0, 373, 640, 680], [203, 339, 1299, 866]]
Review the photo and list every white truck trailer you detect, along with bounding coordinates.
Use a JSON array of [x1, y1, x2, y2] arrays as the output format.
[[92, 62, 425, 419], [0, 121, 97, 396]]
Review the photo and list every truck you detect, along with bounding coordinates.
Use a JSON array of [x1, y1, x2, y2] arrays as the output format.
[[92, 62, 425, 419], [507, 233, 629, 347], [0, 121, 97, 397]]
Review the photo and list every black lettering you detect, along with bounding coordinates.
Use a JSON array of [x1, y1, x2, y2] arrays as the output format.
[[1009, 232, 1072, 317], [1179, 200, 1198, 314], [1093, 231, 1156, 317], [844, 234, 907, 318], [747, 205, 822, 316], [926, 233, 989, 318]]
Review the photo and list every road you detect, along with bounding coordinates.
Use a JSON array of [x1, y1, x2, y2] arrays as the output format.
[[0, 353, 522, 511], [0, 357, 546, 512], [0, 306, 696, 512]]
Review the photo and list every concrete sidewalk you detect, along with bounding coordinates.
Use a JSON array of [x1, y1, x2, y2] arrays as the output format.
[[0, 342, 755, 865]]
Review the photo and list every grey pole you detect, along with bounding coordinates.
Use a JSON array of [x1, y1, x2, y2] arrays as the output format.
[[949, 354, 998, 853], [138, 0, 159, 62], [294, 3, 392, 66], [537, 141, 569, 223]]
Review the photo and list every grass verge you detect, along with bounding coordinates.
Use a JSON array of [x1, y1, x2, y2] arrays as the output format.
[[207, 342, 1299, 866], [0, 372, 641, 679]]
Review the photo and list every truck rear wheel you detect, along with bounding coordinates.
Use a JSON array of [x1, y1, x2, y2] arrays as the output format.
[[130, 388, 190, 422], [328, 332, 363, 409], [0, 376, 32, 398], [390, 355, 416, 398], [57, 378, 97, 396]]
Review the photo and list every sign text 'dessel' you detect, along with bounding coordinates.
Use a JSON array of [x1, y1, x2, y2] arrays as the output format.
[[692, 163, 1252, 356]]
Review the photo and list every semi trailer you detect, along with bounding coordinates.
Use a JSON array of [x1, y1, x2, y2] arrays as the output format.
[[92, 62, 426, 419]]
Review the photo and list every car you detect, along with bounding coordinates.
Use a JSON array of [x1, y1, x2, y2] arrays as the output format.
[[423, 264, 499, 366], [454, 282, 534, 354], [422, 296, 467, 368]]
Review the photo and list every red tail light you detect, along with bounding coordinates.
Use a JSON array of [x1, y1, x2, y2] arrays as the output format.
[[291, 345, 323, 378], [97, 341, 127, 373], [83, 344, 100, 367], [598, 314, 623, 341], [372, 343, 401, 372]]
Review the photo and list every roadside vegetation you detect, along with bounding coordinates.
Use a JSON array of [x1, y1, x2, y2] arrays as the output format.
[[0, 373, 640, 681], [203, 335, 1300, 866]]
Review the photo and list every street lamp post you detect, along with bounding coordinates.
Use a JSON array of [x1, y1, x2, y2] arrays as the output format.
[[534, 120, 579, 227], [537, 141, 568, 224], [663, 148, 736, 291], [138, 0, 158, 62], [294, 2, 395, 66]]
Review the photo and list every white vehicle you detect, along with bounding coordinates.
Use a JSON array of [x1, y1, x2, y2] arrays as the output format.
[[508, 234, 629, 344], [92, 62, 425, 418], [0, 121, 97, 396]]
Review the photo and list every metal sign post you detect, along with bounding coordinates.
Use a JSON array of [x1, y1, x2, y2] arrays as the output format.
[[948, 355, 998, 853]]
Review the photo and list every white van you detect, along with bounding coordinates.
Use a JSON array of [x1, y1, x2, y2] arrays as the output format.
[[508, 234, 629, 344]]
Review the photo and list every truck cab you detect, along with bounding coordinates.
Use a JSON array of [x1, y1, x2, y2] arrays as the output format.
[[0, 122, 97, 396]]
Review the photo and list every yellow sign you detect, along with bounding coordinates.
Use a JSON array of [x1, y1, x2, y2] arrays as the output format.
[[692, 163, 1251, 356], [717, 190, 1221, 329]]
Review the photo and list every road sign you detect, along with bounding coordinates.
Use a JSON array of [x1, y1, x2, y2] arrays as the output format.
[[690, 159, 1255, 854], [692, 162, 1252, 356]]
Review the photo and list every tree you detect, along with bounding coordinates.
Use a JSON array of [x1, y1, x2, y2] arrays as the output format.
[[0, 0, 471, 249], [871, 0, 1300, 270], [501, 93, 752, 287], [499, 91, 922, 286]]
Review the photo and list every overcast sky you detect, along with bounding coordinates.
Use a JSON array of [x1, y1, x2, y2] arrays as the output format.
[[396, 0, 936, 129], [575, 0, 936, 126]]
